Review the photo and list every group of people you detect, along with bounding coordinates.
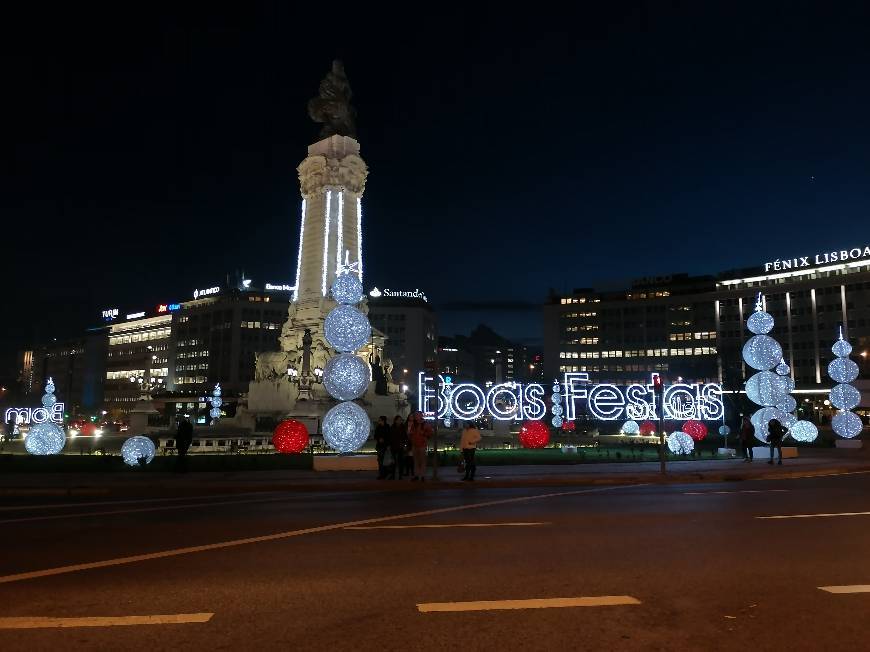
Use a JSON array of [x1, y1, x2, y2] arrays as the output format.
[[739, 414, 787, 465], [373, 412, 483, 481]]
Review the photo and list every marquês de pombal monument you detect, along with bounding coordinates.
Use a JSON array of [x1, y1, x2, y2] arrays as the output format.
[[245, 61, 405, 425]]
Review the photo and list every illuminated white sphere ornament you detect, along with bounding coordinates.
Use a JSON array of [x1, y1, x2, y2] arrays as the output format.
[[25, 422, 66, 455], [323, 354, 371, 401], [324, 305, 371, 353], [323, 401, 371, 453], [747, 310, 775, 335], [832, 338, 853, 357], [121, 436, 156, 466], [742, 335, 783, 371], [719, 425, 731, 436], [667, 431, 694, 455], [776, 395, 797, 413], [745, 371, 789, 407], [789, 420, 819, 443], [830, 383, 861, 411], [832, 411, 863, 439], [775, 361, 790, 376], [331, 271, 364, 305], [622, 420, 640, 435], [828, 358, 859, 384]]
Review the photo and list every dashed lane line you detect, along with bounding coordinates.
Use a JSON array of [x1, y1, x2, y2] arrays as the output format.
[[417, 596, 641, 613], [345, 522, 547, 530], [0, 613, 214, 629]]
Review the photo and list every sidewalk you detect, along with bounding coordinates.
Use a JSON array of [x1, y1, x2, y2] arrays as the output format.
[[2, 449, 868, 497]]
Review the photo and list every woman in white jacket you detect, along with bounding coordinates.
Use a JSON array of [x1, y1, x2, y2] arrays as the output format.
[[459, 422, 482, 481]]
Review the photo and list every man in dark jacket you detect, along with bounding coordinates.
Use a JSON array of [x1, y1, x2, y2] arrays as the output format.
[[374, 416, 391, 479], [176, 418, 194, 472], [767, 418, 786, 465], [740, 416, 755, 462]]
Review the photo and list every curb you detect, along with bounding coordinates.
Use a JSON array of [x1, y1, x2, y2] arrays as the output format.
[[2, 465, 868, 498]]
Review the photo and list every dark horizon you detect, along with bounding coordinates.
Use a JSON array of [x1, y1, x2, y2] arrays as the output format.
[[5, 3, 870, 373]]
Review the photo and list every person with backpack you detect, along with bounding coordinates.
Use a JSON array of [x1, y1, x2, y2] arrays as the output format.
[[740, 416, 755, 462], [767, 418, 786, 465]]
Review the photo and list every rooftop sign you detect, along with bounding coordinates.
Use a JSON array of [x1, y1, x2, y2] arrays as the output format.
[[369, 287, 428, 302], [764, 245, 870, 273]]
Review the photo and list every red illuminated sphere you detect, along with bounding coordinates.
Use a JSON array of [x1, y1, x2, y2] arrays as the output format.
[[682, 420, 708, 442], [80, 423, 97, 437], [561, 420, 576, 432], [272, 419, 309, 454], [639, 421, 657, 436], [519, 420, 550, 449]]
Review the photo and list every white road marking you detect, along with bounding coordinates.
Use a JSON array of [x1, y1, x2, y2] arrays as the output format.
[[0, 613, 214, 629], [417, 596, 641, 613], [0, 495, 306, 524], [345, 522, 547, 530], [768, 470, 870, 481], [819, 585, 870, 594], [0, 484, 643, 585], [683, 489, 790, 495], [757, 511, 870, 520]]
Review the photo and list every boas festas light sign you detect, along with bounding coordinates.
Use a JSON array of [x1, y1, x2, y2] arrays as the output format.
[[418, 373, 723, 423]]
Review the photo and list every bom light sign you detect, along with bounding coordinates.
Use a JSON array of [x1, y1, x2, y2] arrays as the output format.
[[418, 373, 724, 423]]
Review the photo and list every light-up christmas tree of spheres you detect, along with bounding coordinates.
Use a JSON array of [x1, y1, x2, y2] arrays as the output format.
[[322, 262, 372, 453], [121, 435, 156, 467], [273, 419, 310, 454], [828, 328, 863, 439], [519, 420, 550, 448], [209, 383, 222, 425], [742, 294, 808, 442], [24, 378, 66, 455]]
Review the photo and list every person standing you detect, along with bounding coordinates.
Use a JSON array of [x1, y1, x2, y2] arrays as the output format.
[[374, 416, 391, 479], [408, 411, 433, 481], [459, 421, 482, 481], [740, 416, 755, 462], [767, 418, 786, 465], [389, 415, 407, 479], [176, 418, 193, 473]]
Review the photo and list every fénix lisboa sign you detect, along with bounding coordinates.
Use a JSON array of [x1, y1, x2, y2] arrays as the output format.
[[418, 373, 724, 422], [764, 245, 870, 273]]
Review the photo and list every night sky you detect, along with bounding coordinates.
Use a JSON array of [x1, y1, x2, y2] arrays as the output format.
[[4, 3, 870, 374]]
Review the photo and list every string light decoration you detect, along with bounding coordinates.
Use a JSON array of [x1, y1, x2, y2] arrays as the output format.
[[667, 431, 694, 455], [789, 420, 819, 443], [621, 420, 640, 435], [519, 420, 550, 449], [742, 294, 800, 442], [331, 257, 364, 304], [324, 305, 371, 353], [121, 436, 156, 467], [273, 419, 310, 453], [25, 421, 66, 455], [25, 378, 65, 455], [639, 420, 657, 436], [550, 380, 563, 428], [322, 401, 371, 453], [210, 383, 222, 424], [561, 420, 576, 432], [323, 353, 371, 401], [322, 263, 372, 452], [828, 328, 863, 439], [682, 420, 708, 442]]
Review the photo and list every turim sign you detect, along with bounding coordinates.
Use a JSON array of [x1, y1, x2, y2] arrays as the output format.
[[417, 373, 724, 423]]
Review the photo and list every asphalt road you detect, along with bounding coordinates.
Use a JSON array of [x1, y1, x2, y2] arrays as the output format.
[[2, 471, 870, 651]]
